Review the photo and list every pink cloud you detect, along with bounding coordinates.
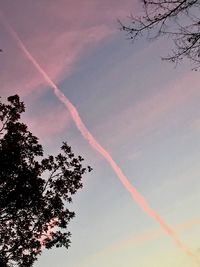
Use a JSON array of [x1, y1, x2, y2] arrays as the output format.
[[1, 24, 113, 99], [191, 118, 200, 133], [109, 218, 200, 253], [23, 105, 71, 142], [0, 0, 138, 151], [0, 0, 135, 99], [6, 20, 195, 258], [80, 218, 200, 266], [92, 71, 200, 151]]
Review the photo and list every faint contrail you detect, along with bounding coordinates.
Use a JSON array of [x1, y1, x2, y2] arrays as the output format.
[[2, 17, 200, 265], [110, 218, 200, 253], [80, 218, 200, 265]]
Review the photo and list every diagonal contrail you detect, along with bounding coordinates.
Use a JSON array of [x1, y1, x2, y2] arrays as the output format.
[[2, 16, 200, 265], [81, 218, 200, 266]]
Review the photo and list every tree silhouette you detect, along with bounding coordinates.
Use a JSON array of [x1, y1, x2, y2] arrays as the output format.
[[120, 0, 200, 69], [0, 95, 91, 267]]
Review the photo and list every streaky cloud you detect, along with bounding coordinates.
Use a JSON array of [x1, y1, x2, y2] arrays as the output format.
[[79, 218, 200, 267], [2, 14, 200, 266]]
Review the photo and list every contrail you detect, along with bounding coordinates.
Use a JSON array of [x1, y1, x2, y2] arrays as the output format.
[[2, 17, 200, 265], [80, 218, 200, 265], [110, 218, 200, 253]]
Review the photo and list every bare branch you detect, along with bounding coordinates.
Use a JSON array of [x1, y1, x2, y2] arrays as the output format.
[[120, 0, 200, 68]]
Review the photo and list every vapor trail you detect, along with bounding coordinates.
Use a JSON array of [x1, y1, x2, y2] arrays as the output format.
[[83, 218, 200, 264], [3, 18, 200, 265]]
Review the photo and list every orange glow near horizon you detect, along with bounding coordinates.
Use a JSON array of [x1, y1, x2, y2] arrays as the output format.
[[2, 16, 200, 266]]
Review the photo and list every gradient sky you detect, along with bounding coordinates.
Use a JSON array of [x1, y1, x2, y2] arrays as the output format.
[[1, 1, 200, 267]]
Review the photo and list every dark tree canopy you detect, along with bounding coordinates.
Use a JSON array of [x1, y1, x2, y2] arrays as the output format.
[[120, 0, 200, 69], [0, 95, 91, 267]]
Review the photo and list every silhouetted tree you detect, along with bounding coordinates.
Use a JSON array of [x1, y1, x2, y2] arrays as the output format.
[[120, 0, 200, 69], [0, 95, 91, 267]]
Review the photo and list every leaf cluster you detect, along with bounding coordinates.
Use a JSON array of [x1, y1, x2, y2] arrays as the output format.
[[0, 95, 91, 267]]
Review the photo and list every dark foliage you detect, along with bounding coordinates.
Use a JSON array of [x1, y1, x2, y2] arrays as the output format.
[[0, 95, 91, 267], [120, 0, 200, 69]]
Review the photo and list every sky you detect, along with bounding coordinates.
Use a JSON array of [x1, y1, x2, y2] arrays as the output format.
[[1, 1, 200, 267]]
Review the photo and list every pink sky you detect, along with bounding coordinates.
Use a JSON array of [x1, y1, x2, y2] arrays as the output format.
[[1, 1, 200, 267]]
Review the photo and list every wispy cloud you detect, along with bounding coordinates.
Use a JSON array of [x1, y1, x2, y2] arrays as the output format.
[[0, 0, 134, 98], [78, 218, 200, 267], [92, 70, 200, 151], [7, 21, 199, 265], [191, 118, 200, 133], [24, 105, 71, 142]]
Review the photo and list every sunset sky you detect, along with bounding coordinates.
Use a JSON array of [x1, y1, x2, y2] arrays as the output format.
[[1, 1, 200, 267]]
